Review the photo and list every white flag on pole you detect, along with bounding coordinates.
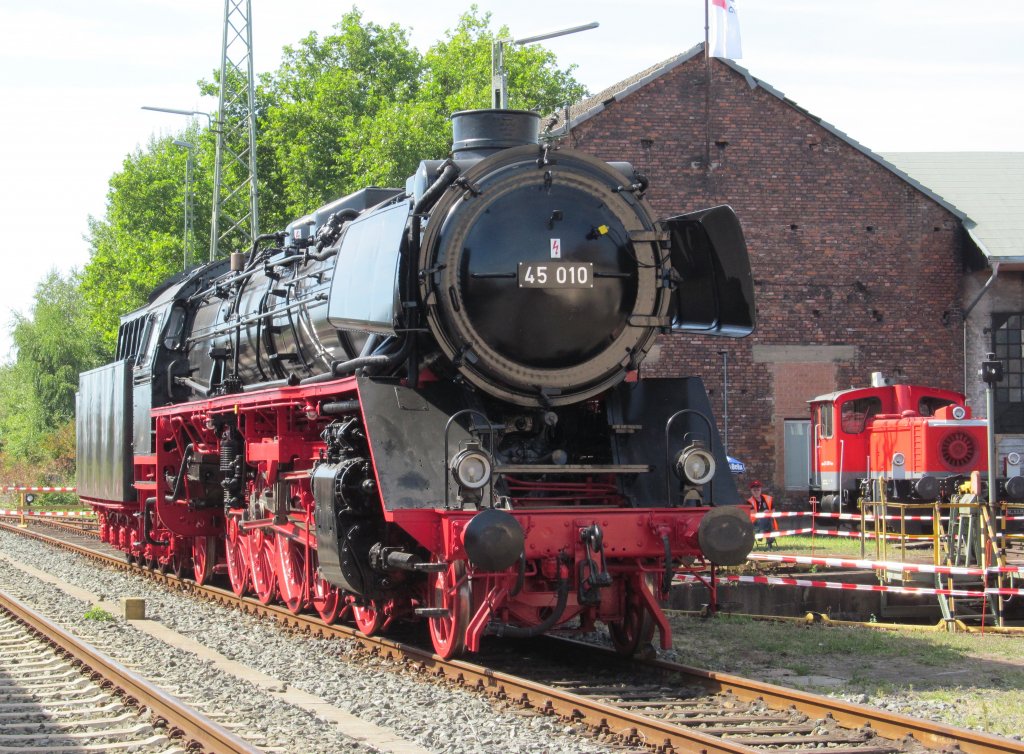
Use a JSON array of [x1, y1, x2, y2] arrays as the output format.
[[709, 0, 742, 59]]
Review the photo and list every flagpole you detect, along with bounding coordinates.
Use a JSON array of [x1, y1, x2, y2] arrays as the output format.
[[704, 0, 712, 175]]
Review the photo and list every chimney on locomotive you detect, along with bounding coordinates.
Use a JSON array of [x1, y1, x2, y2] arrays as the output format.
[[450, 109, 540, 159], [407, 109, 541, 202]]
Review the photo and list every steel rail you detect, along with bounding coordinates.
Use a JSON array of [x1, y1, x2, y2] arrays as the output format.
[[627, 643, 1024, 754], [4, 521, 1024, 754], [0, 585, 261, 754]]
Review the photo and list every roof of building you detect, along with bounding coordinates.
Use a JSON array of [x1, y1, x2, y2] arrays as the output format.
[[878, 152, 1024, 262], [552, 45, 1024, 262]]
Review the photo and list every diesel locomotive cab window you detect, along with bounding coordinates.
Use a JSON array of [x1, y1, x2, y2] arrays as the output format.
[[814, 402, 833, 439], [992, 312, 1024, 433], [918, 396, 953, 417], [840, 397, 881, 434]]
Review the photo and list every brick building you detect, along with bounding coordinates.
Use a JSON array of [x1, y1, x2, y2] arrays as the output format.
[[877, 153, 1024, 465], [552, 45, 975, 502]]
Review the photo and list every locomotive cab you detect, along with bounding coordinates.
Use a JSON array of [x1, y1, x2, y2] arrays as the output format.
[[809, 376, 1012, 518]]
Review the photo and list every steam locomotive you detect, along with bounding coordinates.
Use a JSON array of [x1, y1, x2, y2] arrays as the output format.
[[77, 109, 756, 657], [809, 373, 1024, 519]]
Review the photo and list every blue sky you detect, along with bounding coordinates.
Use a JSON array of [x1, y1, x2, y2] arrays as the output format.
[[1, 0, 1022, 359]]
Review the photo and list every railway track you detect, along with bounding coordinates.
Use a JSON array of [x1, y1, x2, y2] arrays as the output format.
[[4, 519, 1023, 754], [0, 511, 100, 538], [0, 583, 259, 754]]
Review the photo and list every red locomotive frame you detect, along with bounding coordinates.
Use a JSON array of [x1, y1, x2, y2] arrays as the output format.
[[86, 372, 743, 657]]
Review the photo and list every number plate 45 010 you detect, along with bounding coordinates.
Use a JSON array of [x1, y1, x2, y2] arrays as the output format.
[[518, 262, 594, 289]]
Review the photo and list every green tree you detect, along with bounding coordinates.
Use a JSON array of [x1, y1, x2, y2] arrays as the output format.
[[80, 131, 208, 351], [0, 271, 104, 477], [80, 5, 587, 354], [257, 8, 423, 221], [11, 271, 105, 422], [421, 9, 587, 118], [259, 6, 587, 220]]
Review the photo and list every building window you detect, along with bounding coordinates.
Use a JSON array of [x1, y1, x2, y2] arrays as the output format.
[[992, 313, 1024, 433], [784, 419, 811, 490]]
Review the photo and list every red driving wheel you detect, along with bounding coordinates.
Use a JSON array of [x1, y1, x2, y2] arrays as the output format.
[[427, 560, 471, 659]]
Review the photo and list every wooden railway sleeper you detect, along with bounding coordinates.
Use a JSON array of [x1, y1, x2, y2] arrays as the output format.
[[725, 733, 874, 746], [671, 713, 799, 725], [687, 723, 820, 735]]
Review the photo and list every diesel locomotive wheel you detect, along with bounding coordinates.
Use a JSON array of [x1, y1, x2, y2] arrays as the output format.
[[225, 518, 250, 596], [250, 530, 278, 605], [191, 536, 216, 585], [312, 570, 345, 624], [428, 560, 471, 659], [609, 575, 656, 656], [274, 536, 309, 614], [352, 599, 385, 636]]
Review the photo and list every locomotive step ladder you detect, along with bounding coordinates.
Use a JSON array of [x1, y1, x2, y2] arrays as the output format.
[[935, 497, 1001, 628]]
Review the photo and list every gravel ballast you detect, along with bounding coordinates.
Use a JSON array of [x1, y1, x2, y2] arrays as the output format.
[[0, 531, 629, 754]]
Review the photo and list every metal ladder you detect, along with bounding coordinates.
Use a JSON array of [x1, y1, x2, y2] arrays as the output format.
[[935, 497, 999, 627]]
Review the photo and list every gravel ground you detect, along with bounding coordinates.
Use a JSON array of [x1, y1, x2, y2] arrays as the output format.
[[0, 531, 629, 754], [7, 529, 1013, 751]]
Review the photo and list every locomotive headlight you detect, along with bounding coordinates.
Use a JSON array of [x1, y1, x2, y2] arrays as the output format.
[[450, 444, 492, 490], [675, 443, 716, 485], [1009, 452, 1022, 467], [892, 452, 905, 466], [952, 405, 967, 420]]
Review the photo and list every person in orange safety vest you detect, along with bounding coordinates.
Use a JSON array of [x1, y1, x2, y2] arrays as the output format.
[[747, 480, 778, 549]]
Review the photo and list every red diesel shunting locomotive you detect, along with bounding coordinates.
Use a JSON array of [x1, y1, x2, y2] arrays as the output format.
[[809, 372, 1024, 517], [77, 109, 756, 658]]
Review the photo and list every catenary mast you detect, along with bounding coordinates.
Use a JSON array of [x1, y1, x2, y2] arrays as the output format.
[[210, 0, 260, 261]]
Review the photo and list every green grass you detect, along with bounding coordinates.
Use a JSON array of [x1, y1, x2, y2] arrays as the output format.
[[0, 494, 90, 513], [912, 688, 1024, 736], [669, 613, 1024, 737], [767, 534, 939, 561], [83, 604, 115, 622]]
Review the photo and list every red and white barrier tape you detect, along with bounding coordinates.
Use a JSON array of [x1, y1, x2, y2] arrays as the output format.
[[809, 528, 935, 541], [746, 552, 1024, 576], [1, 486, 77, 493], [754, 527, 814, 540], [750, 511, 806, 519], [813, 511, 938, 522], [0, 510, 94, 517], [677, 572, 1024, 597], [814, 511, 1024, 522]]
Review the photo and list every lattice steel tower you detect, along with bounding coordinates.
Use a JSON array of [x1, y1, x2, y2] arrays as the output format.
[[210, 0, 260, 261]]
